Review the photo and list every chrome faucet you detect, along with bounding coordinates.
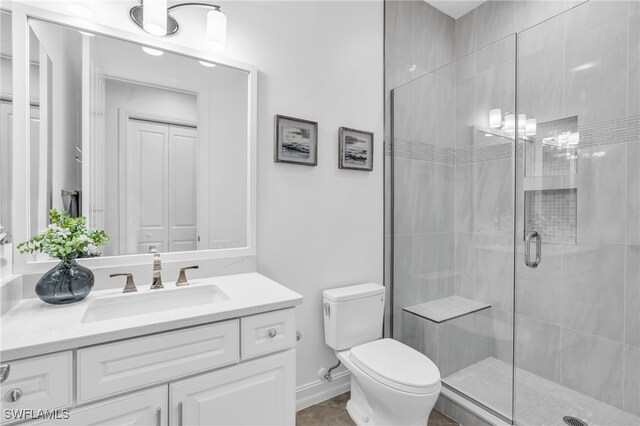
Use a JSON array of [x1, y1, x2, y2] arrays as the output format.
[[149, 246, 164, 289]]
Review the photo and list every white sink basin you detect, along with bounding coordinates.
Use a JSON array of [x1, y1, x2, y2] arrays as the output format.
[[81, 284, 229, 323]]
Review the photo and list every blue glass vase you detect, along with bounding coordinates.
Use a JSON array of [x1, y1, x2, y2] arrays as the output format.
[[35, 259, 94, 305]]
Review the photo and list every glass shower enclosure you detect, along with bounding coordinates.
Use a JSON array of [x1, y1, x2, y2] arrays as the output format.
[[389, 2, 640, 424]]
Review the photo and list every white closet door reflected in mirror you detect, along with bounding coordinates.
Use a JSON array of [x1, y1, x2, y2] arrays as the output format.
[[124, 119, 198, 255]]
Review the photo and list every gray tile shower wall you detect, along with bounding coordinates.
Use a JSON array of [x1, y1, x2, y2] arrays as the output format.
[[515, 1, 639, 413], [386, 0, 640, 418], [385, 0, 456, 341]]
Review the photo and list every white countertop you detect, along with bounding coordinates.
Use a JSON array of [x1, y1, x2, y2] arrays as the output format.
[[0, 272, 302, 361]]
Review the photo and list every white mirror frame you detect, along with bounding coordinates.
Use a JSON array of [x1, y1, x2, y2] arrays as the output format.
[[10, 3, 257, 274]]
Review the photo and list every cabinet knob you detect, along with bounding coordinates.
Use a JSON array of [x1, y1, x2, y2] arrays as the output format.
[[6, 388, 22, 402], [268, 329, 277, 338]]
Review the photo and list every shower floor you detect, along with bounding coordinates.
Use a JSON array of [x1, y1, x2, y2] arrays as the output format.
[[444, 357, 640, 426]]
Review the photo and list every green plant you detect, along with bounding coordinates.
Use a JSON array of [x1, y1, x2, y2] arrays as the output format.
[[17, 209, 109, 265]]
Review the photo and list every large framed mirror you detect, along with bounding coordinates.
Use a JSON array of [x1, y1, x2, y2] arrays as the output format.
[[1, 10, 13, 248], [10, 6, 257, 273]]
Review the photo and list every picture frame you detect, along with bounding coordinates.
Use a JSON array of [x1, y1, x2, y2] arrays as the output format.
[[274, 115, 318, 166], [338, 127, 374, 171]]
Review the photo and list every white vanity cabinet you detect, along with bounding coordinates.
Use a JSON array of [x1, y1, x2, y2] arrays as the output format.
[[2, 308, 296, 426], [170, 351, 295, 426], [30, 387, 168, 426]]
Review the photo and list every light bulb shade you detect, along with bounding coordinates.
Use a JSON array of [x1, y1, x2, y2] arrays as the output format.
[[144, 0, 168, 36], [518, 114, 527, 132], [568, 131, 580, 146], [504, 113, 515, 132], [206, 9, 227, 51], [489, 108, 502, 129], [525, 118, 537, 136]]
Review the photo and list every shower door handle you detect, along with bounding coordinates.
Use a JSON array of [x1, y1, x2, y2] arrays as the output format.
[[524, 231, 542, 268]]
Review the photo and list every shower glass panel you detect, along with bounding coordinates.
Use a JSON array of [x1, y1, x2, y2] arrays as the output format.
[[391, 35, 516, 422], [515, 2, 640, 424]]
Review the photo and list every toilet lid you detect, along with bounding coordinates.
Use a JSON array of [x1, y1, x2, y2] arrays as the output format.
[[350, 339, 441, 395]]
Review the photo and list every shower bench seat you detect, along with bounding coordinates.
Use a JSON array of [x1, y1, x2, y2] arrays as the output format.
[[403, 296, 490, 324]]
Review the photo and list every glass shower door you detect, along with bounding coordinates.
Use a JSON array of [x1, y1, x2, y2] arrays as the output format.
[[391, 35, 517, 422], [515, 1, 640, 424]]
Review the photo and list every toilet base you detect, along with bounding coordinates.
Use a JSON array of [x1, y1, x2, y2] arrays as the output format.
[[345, 375, 374, 426], [346, 399, 369, 426], [344, 368, 439, 426], [338, 349, 440, 426]]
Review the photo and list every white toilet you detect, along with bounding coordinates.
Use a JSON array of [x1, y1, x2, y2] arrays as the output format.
[[323, 283, 441, 426]]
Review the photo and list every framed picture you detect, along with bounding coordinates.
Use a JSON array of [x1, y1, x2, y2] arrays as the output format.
[[338, 127, 374, 171], [274, 115, 318, 166]]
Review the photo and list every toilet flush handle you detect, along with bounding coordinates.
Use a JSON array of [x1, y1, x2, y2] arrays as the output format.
[[323, 302, 330, 317]]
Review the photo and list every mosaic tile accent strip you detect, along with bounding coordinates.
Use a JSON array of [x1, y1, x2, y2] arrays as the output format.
[[385, 115, 640, 165], [580, 115, 640, 147], [386, 137, 456, 165], [525, 189, 577, 244], [455, 142, 513, 165]]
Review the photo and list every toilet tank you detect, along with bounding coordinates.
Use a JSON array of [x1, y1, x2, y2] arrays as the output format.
[[323, 283, 385, 351]]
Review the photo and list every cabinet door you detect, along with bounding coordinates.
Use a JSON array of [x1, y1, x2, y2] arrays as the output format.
[[170, 350, 295, 426], [31, 386, 167, 425], [0, 352, 72, 425]]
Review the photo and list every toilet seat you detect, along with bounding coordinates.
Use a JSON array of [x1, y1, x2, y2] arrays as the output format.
[[350, 338, 440, 395]]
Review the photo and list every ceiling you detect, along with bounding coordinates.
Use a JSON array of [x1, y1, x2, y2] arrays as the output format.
[[426, 1, 486, 19]]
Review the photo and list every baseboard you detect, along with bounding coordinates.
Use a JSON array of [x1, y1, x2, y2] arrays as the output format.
[[296, 370, 351, 411]]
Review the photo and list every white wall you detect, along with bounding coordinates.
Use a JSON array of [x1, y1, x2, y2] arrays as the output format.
[[14, 0, 385, 404], [230, 1, 384, 402]]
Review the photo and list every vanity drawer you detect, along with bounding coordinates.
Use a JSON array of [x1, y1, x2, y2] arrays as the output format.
[[0, 352, 72, 424], [77, 320, 239, 403], [241, 308, 295, 359]]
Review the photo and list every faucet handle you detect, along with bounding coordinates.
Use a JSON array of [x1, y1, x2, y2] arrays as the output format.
[[110, 273, 137, 293], [176, 266, 199, 287]]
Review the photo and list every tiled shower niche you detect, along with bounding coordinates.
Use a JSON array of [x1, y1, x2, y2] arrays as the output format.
[[524, 189, 577, 244], [524, 116, 579, 244]]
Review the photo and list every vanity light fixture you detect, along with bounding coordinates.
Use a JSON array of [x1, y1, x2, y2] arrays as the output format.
[[130, 1, 227, 51], [517, 113, 527, 132], [142, 46, 164, 56], [489, 108, 502, 129], [542, 131, 579, 148], [525, 118, 537, 137], [487, 109, 537, 137], [504, 113, 515, 133], [198, 60, 217, 67], [143, 0, 168, 36]]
